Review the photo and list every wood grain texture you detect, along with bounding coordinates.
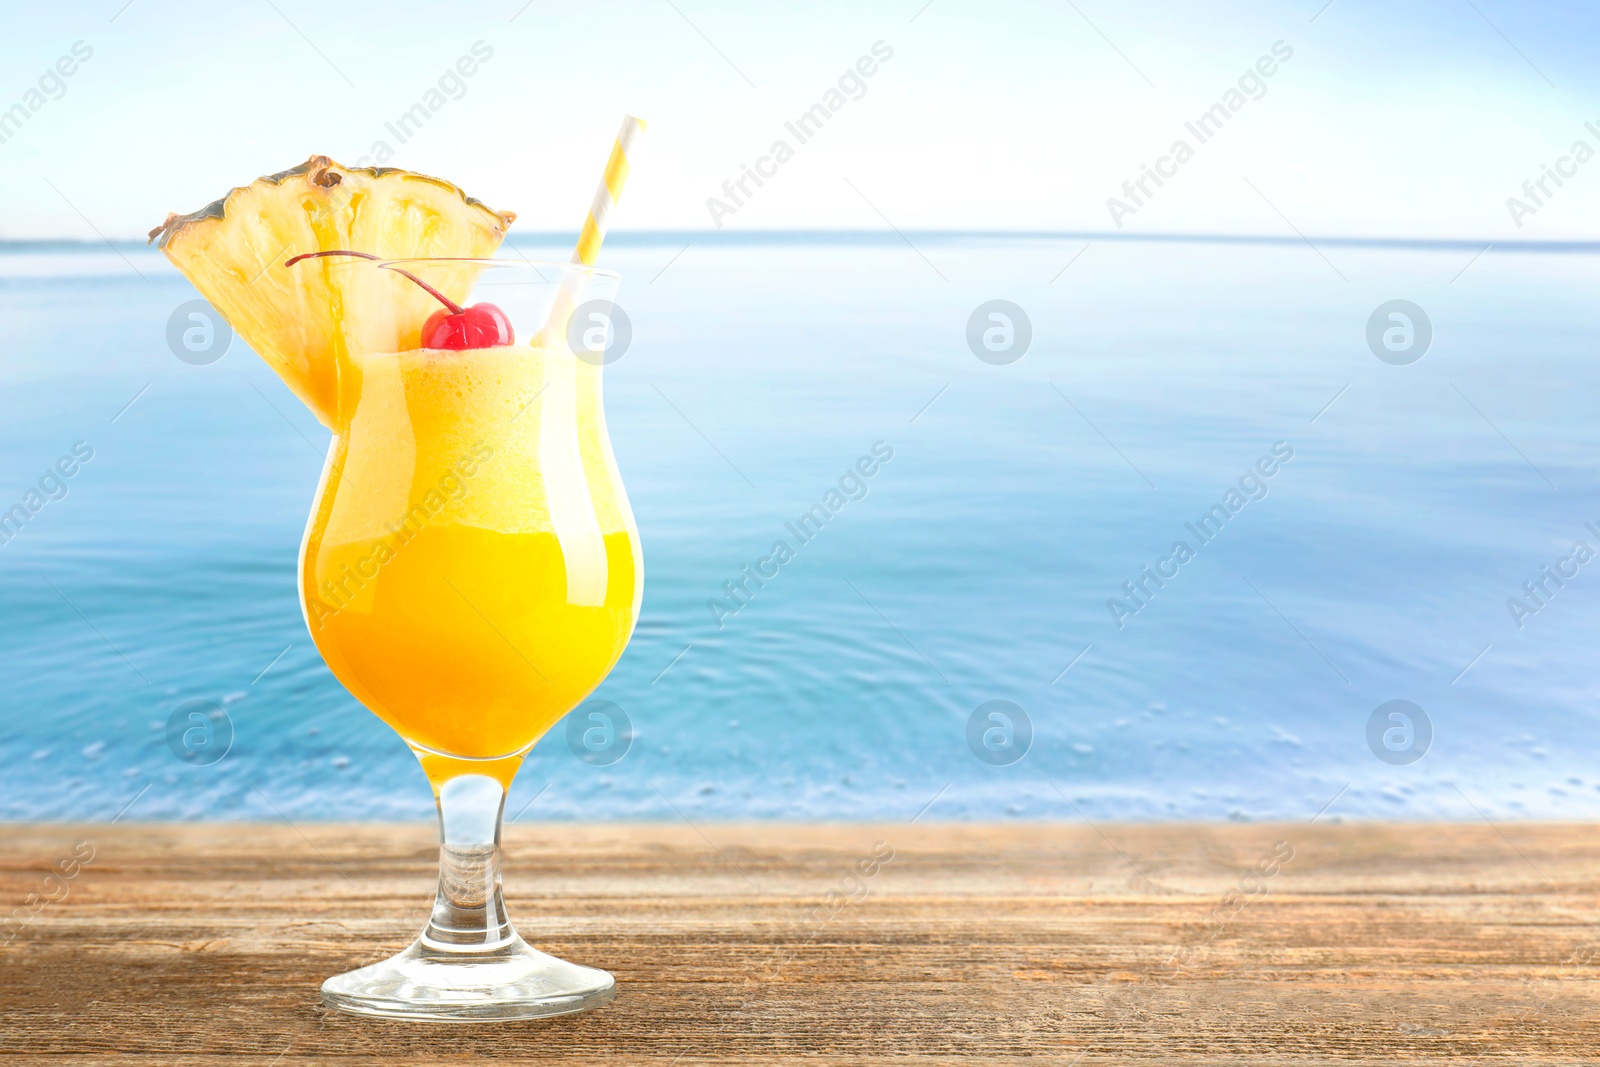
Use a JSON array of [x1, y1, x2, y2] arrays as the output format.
[[3, 820, 1599, 1064]]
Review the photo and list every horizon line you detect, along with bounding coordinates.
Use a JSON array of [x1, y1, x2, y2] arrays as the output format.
[[0, 230, 1592, 254]]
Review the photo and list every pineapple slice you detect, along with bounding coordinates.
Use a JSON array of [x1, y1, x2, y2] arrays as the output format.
[[150, 156, 515, 427]]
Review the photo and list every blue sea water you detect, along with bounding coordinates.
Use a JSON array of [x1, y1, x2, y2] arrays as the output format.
[[3, 233, 1599, 824]]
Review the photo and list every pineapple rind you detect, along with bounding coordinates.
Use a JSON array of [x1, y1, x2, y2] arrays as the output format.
[[148, 155, 515, 249]]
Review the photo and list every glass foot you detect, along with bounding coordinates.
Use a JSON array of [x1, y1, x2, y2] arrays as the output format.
[[322, 934, 615, 1022]]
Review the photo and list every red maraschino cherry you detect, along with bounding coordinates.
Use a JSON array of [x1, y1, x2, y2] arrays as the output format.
[[419, 302, 513, 350], [285, 250, 513, 351]]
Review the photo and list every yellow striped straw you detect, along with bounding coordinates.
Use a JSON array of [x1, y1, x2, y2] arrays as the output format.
[[573, 115, 646, 266], [535, 115, 645, 351]]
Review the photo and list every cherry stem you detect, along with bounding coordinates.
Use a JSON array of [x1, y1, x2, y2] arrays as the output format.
[[284, 250, 465, 315]]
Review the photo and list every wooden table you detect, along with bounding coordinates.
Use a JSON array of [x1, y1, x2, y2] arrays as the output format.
[[3, 821, 1598, 1064]]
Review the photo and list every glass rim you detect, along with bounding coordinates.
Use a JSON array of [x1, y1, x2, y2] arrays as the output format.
[[342, 256, 620, 283]]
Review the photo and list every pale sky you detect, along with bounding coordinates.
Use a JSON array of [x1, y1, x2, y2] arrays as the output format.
[[0, 0, 1596, 240]]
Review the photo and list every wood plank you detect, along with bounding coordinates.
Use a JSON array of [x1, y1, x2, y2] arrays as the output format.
[[3, 821, 1599, 1064]]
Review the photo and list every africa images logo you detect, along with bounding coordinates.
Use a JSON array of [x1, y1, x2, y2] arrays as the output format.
[[1107, 442, 1294, 629], [307, 443, 493, 628], [704, 42, 895, 227], [0, 441, 94, 547], [707, 442, 894, 628], [1105, 41, 1294, 228]]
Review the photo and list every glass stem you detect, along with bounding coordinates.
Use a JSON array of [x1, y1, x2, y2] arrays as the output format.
[[421, 774, 516, 953]]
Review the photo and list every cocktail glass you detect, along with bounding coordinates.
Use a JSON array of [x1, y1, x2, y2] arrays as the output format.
[[302, 258, 640, 1021]]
